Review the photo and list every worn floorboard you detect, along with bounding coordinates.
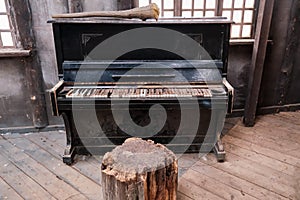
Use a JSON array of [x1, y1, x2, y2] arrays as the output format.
[[182, 169, 257, 200], [0, 139, 87, 200], [0, 111, 299, 199], [25, 133, 102, 184], [224, 142, 297, 176], [191, 162, 288, 200], [224, 134, 300, 167], [0, 176, 23, 200], [179, 178, 224, 200], [0, 145, 55, 199]]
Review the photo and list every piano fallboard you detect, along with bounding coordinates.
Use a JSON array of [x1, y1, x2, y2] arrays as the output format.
[[62, 60, 224, 82]]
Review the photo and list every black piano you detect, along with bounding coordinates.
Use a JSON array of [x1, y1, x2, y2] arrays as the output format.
[[48, 17, 233, 165]]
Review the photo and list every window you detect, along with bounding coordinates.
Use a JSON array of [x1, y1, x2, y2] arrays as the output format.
[[181, 0, 217, 17], [139, 0, 177, 17], [0, 0, 15, 47], [137, 0, 258, 39], [222, 0, 256, 38]]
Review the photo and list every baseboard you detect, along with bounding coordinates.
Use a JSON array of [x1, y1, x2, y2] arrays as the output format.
[[228, 103, 300, 118], [0, 124, 64, 134]]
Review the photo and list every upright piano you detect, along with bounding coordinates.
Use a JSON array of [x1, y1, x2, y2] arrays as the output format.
[[49, 17, 233, 165]]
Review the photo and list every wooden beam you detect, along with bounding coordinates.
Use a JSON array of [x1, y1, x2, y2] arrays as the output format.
[[132, 0, 139, 7], [8, 0, 49, 128], [0, 48, 31, 57], [174, 0, 182, 16], [243, 0, 275, 127], [216, 0, 223, 16], [67, 0, 82, 13], [117, 0, 135, 10]]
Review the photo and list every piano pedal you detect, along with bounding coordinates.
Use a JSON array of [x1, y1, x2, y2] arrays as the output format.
[[213, 139, 226, 162], [63, 145, 76, 165]]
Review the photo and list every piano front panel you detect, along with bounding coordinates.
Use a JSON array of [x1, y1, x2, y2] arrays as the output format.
[[60, 23, 224, 60], [53, 21, 230, 76], [64, 102, 220, 152]]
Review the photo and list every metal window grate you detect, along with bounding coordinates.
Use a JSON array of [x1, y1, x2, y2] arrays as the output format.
[[0, 0, 15, 48], [137, 0, 258, 39]]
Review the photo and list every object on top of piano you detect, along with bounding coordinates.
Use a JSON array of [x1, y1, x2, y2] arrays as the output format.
[[52, 3, 160, 21]]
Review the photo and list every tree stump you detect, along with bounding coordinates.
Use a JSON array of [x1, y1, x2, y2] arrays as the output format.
[[101, 138, 178, 200]]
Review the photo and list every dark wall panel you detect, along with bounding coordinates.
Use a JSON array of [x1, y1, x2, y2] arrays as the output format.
[[259, 0, 299, 107], [286, 9, 300, 104], [227, 45, 252, 109], [0, 58, 33, 127], [286, 45, 300, 104]]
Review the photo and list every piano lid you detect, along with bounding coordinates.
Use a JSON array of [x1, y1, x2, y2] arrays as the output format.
[[48, 17, 233, 24]]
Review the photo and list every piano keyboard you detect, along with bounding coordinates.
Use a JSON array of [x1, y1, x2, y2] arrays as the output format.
[[65, 87, 212, 98]]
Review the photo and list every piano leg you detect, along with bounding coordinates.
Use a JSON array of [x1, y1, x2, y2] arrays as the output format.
[[213, 136, 226, 162], [212, 109, 227, 162], [63, 145, 76, 165], [62, 112, 76, 165]]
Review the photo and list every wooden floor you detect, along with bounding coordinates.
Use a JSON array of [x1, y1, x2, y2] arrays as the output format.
[[0, 111, 299, 199]]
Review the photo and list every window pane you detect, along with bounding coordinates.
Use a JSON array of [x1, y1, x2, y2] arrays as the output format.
[[245, 0, 254, 8], [223, 0, 232, 8], [242, 25, 252, 37], [233, 10, 242, 23], [151, 0, 162, 7], [0, 15, 10, 29], [205, 11, 215, 17], [206, 0, 216, 9], [0, 0, 6, 12], [222, 10, 232, 20], [234, 0, 244, 8], [164, 0, 174, 9], [194, 11, 204, 17], [1, 32, 13, 46], [244, 10, 253, 23], [163, 11, 174, 17], [139, 0, 149, 7], [182, 11, 192, 17], [194, 0, 204, 9], [231, 25, 241, 38], [182, 0, 193, 9]]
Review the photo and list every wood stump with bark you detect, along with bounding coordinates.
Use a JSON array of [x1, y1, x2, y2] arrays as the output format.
[[101, 137, 178, 200]]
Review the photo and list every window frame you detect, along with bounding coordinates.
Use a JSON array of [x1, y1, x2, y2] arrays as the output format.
[[135, 0, 259, 39], [0, 0, 31, 57], [221, 0, 259, 39], [0, 0, 16, 48]]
